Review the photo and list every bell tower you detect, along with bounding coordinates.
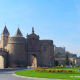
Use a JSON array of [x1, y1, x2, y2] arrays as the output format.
[[1, 25, 9, 48]]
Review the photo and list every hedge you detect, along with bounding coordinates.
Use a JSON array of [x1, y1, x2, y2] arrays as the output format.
[[34, 67, 78, 74]]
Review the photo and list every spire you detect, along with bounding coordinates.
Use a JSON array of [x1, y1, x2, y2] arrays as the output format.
[[32, 27, 34, 34], [1, 25, 9, 34], [14, 28, 23, 37]]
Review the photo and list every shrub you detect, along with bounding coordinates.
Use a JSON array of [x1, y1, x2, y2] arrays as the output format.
[[51, 69, 56, 72], [41, 67, 49, 69], [63, 70, 68, 73], [45, 69, 51, 72], [56, 66, 60, 68], [52, 66, 66, 68], [34, 67, 78, 74], [57, 69, 63, 72], [60, 66, 63, 68], [67, 69, 72, 72], [63, 66, 66, 68]]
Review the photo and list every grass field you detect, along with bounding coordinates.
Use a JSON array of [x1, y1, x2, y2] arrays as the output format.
[[15, 68, 80, 79]]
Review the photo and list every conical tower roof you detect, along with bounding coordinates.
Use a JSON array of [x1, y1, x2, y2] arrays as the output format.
[[14, 28, 23, 37], [1, 25, 9, 34]]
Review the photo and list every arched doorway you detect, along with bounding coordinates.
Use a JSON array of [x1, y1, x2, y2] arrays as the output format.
[[0, 55, 4, 69], [30, 54, 37, 67]]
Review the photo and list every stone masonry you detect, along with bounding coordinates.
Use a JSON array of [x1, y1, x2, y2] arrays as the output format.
[[0, 26, 54, 68]]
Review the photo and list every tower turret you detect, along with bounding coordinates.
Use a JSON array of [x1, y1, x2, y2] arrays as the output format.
[[14, 28, 23, 37], [1, 25, 9, 48]]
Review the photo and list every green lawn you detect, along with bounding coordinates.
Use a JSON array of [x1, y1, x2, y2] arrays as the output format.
[[52, 67, 79, 71], [15, 68, 80, 79]]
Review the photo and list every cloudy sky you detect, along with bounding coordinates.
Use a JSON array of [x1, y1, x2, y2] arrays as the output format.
[[0, 0, 80, 56]]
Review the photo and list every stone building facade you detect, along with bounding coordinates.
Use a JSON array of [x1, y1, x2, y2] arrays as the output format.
[[54, 45, 65, 55], [55, 58, 75, 66], [0, 26, 54, 68]]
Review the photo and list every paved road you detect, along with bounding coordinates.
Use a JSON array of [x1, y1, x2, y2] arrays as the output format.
[[0, 68, 65, 80]]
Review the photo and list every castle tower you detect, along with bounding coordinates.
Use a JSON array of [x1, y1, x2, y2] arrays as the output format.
[[1, 25, 9, 48], [14, 28, 23, 37], [7, 28, 26, 68]]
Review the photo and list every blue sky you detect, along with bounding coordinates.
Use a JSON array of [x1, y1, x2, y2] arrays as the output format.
[[0, 0, 80, 56]]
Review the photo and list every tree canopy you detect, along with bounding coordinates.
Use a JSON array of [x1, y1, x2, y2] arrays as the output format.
[[65, 52, 69, 65]]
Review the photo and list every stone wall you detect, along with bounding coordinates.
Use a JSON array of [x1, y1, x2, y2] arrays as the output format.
[[55, 58, 75, 66], [55, 58, 65, 66], [40, 40, 54, 67], [40, 40, 53, 46], [69, 58, 74, 66], [6, 37, 27, 68]]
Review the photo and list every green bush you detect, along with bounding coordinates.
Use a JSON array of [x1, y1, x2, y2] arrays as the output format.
[[51, 69, 56, 72], [41, 67, 49, 69], [67, 69, 72, 72], [45, 69, 51, 72]]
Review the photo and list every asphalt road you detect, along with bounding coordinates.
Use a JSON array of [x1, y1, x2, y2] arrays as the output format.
[[0, 68, 65, 80]]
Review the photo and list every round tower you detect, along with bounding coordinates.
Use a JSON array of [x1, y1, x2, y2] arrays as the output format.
[[7, 28, 27, 68]]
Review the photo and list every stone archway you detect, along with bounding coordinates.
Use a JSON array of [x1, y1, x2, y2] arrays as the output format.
[[0, 55, 4, 69], [30, 54, 37, 67]]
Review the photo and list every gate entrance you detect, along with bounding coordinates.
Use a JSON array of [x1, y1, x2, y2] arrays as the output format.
[[30, 54, 37, 67], [0, 55, 4, 69]]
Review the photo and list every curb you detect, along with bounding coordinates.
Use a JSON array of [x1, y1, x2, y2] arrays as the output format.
[[13, 73, 67, 80]]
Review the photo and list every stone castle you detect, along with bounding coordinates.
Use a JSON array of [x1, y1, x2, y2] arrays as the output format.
[[0, 26, 54, 68], [54, 45, 65, 55]]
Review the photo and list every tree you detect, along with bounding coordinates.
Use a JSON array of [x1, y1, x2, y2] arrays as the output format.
[[54, 50, 61, 57], [55, 60, 59, 66], [73, 54, 77, 58], [65, 52, 69, 65], [71, 62, 72, 65], [73, 59, 75, 66], [54, 50, 58, 55], [79, 56, 80, 67]]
